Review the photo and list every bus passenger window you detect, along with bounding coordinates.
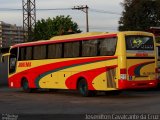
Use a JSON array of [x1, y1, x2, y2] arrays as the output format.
[[82, 40, 98, 57], [64, 42, 80, 58], [99, 38, 117, 56], [19, 47, 26, 61], [33, 45, 46, 60], [26, 47, 32, 60], [72, 42, 80, 57], [48, 44, 62, 59]]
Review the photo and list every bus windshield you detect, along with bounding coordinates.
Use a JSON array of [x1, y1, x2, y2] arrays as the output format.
[[125, 35, 154, 51], [9, 48, 18, 74]]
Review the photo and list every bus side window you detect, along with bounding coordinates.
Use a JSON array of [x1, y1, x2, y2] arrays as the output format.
[[19, 47, 26, 61], [99, 37, 117, 56], [48, 43, 62, 59], [33, 45, 46, 60], [82, 40, 98, 57], [64, 42, 80, 58], [71, 42, 80, 57], [26, 47, 33, 60]]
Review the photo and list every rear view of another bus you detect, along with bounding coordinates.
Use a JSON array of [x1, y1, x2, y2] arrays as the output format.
[[118, 31, 158, 89]]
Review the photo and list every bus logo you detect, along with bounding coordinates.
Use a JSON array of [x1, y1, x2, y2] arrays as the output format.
[[132, 39, 143, 48], [18, 62, 32, 67]]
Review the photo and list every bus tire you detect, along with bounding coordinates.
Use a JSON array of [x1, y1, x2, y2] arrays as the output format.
[[78, 78, 96, 97], [22, 79, 32, 93]]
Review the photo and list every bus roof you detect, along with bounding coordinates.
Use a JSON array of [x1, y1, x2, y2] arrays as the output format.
[[12, 32, 117, 48], [11, 31, 153, 48], [50, 32, 109, 40]]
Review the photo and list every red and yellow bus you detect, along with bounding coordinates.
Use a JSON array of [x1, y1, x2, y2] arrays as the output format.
[[5, 31, 158, 96]]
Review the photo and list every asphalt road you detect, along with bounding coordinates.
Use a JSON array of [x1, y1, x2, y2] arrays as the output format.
[[0, 87, 160, 120]]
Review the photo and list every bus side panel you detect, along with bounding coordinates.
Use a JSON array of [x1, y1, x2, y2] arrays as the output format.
[[39, 58, 118, 91], [9, 61, 41, 88], [65, 64, 118, 91], [9, 56, 118, 90]]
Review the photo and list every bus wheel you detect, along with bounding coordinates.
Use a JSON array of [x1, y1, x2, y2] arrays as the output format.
[[78, 79, 96, 97], [22, 79, 32, 93]]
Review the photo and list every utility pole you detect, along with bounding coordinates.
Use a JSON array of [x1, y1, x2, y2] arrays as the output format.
[[72, 5, 89, 32], [22, 0, 36, 42]]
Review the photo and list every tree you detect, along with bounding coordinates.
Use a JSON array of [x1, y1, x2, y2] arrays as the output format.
[[33, 15, 81, 40], [119, 0, 160, 31]]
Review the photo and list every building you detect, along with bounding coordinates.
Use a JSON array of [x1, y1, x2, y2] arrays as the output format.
[[147, 27, 160, 37], [0, 21, 26, 48], [146, 27, 160, 43]]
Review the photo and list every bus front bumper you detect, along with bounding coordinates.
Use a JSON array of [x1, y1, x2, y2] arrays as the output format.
[[118, 80, 158, 90]]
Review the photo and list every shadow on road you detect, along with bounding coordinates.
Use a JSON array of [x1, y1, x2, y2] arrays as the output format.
[[10, 87, 160, 99]]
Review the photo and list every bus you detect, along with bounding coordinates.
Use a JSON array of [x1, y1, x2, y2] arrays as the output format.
[[4, 31, 158, 96]]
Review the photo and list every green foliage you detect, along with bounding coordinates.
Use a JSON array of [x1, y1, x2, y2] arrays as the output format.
[[119, 0, 160, 31], [33, 15, 81, 40]]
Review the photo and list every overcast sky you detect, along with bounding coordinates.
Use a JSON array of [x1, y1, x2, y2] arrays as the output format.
[[0, 0, 123, 32]]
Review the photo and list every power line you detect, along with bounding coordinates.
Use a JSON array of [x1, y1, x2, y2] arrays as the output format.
[[0, 8, 121, 15], [89, 8, 121, 15], [37, 8, 72, 10], [0, 8, 72, 11], [0, 7, 120, 32], [0, 8, 22, 11]]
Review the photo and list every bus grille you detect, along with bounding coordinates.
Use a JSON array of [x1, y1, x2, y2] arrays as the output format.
[[107, 68, 116, 88]]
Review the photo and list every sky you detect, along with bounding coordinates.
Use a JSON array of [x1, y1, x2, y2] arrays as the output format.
[[0, 0, 123, 32]]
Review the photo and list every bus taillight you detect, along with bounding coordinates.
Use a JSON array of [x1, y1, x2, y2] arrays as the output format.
[[156, 68, 160, 80], [120, 69, 127, 80], [156, 68, 160, 73]]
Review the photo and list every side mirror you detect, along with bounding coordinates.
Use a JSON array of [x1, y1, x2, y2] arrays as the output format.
[[0, 56, 4, 63], [2, 56, 4, 63], [1, 53, 10, 63]]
